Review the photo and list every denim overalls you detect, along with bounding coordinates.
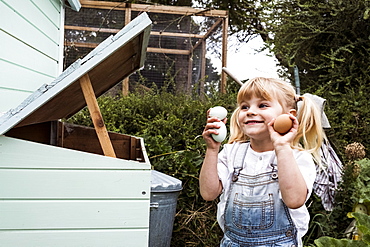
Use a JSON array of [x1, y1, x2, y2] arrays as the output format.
[[220, 143, 298, 247]]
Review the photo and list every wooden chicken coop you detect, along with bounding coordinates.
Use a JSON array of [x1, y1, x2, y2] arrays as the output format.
[[0, 12, 153, 247]]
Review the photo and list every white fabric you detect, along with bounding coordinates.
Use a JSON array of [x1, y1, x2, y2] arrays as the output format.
[[297, 93, 331, 128], [216, 142, 316, 247]]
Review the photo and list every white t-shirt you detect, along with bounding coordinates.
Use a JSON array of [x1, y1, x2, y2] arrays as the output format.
[[216, 142, 316, 247]]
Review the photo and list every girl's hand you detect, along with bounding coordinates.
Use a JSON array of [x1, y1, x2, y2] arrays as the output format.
[[269, 114, 308, 209], [202, 109, 227, 150], [267, 113, 298, 149]]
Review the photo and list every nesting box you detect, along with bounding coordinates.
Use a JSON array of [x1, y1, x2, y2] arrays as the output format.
[[0, 12, 152, 247]]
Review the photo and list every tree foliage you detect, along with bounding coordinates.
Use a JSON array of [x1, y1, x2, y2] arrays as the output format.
[[265, 0, 370, 87], [258, 0, 370, 156], [194, 0, 370, 157]]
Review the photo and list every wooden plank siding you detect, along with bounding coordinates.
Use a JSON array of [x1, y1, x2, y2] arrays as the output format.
[[0, 0, 63, 113], [0, 132, 149, 170], [0, 11, 153, 246], [0, 135, 151, 246], [0, 230, 149, 247]]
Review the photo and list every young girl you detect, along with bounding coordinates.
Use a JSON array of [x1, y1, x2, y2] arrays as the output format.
[[200, 77, 324, 246]]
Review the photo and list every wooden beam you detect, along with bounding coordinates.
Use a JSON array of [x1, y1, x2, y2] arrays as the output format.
[[122, 77, 129, 96], [151, 31, 203, 39], [187, 54, 193, 93], [65, 42, 191, 55], [65, 41, 98, 48], [65, 25, 120, 33], [147, 47, 190, 55], [79, 73, 116, 158], [221, 17, 228, 94], [130, 137, 137, 160], [201, 18, 223, 41], [65, 26, 204, 39], [122, 6, 131, 96], [191, 18, 222, 52], [80, 0, 228, 17], [200, 40, 206, 99], [125, 3, 131, 24]]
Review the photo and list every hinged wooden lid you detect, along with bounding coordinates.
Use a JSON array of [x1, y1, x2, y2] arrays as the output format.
[[0, 13, 152, 135]]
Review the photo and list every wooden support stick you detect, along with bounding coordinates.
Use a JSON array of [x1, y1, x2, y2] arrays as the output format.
[[122, 7, 131, 96], [221, 17, 228, 94], [122, 77, 129, 96], [79, 74, 116, 158]]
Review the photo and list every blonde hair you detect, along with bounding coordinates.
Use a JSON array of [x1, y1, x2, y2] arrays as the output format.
[[228, 77, 324, 163]]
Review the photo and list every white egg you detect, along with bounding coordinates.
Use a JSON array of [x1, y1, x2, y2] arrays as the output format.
[[209, 106, 227, 120], [212, 121, 227, 142]]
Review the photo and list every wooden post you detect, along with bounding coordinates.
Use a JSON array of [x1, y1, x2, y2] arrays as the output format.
[[122, 78, 129, 96], [125, 3, 131, 24], [200, 40, 206, 99], [221, 17, 228, 94], [187, 54, 193, 94], [122, 4, 132, 96], [79, 73, 116, 158]]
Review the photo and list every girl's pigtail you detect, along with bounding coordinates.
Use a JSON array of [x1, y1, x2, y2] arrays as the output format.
[[293, 96, 325, 165]]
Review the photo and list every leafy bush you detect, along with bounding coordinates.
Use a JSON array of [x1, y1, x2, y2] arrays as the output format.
[[314, 212, 370, 247], [66, 88, 237, 246], [66, 85, 370, 246], [314, 83, 370, 160], [303, 155, 370, 246]]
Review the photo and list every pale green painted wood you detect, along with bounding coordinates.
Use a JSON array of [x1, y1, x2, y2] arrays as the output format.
[[0, 200, 149, 229], [0, 229, 149, 247], [30, 0, 62, 27], [0, 90, 32, 113], [0, 0, 63, 112], [0, 169, 151, 199], [49, 0, 61, 13], [0, 8, 153, 244], [0, 59, 55, 92], [0, 136, 151, 170], [0, 136, 152, 246], [0, 30, 58, 78], [1, 0, 61, 58], [0, 4, 60, 64]]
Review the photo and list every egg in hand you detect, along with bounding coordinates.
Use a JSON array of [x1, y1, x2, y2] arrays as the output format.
[[209, 106, 228, 142], [209, 106, 228, 120], [273, 114, 293, 134]]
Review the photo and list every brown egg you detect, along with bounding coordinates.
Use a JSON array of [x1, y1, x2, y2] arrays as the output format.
[[273, 114, 293, 134]]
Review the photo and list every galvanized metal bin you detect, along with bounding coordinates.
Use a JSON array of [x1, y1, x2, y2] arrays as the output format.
[[149, 170, 182, 247]]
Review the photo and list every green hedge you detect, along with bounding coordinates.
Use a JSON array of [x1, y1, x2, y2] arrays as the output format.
[[66, 88, 237, 246], [66, 86, 370, 246]]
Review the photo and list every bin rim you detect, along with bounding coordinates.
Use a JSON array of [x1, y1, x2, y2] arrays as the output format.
[[151, 170, 182, 192]]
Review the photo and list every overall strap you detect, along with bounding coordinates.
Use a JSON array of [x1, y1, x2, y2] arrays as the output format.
[[230, 142, 278, 182], [231, 142, 249, 182], [269, 152, 278, 180]]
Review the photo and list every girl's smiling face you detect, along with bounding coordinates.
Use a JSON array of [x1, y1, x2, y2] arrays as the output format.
[[238, 96, 285, 140]]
